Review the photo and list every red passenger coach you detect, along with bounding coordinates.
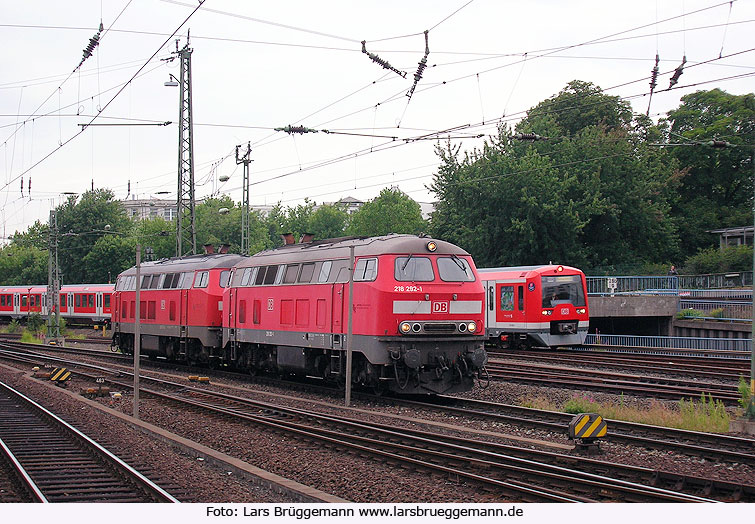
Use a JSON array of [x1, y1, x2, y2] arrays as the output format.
[[478, 265, 589, 348], [112, 253, 247, 361], [0, 284, 113, 323], [224, 235, 488, 394]]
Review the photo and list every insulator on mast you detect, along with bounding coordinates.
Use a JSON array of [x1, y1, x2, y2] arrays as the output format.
[[406, 30, 430, 100], [668, 55, 687, 89], [361, 41, 407, 79], [20, 177, 23, 197], [646, 53, 660, 116], [77, 27, 102, 68], [513, 133, 548, 141]]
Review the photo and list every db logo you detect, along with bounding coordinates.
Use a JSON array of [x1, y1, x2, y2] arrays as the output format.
[[432, 301, 449, 313], [267, 298, 274, 311], [561, 307, 569, 315]]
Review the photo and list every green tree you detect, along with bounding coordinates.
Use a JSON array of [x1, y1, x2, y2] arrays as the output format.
[[666, 89, 755, 258], [82, 234, 138, 283], [346, 187, 426, 237], [56, 189, 132, 283], [308, 204, 349, 240], [0, 244, 48, 285], [429, 81, 680, 270]]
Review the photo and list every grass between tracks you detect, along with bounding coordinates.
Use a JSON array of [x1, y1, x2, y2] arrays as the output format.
[[521, 393, 733, 433]]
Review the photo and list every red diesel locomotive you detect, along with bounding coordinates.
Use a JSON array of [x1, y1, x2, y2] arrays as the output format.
[[478, 265, 589, 348], [111, 253, 247, 361], [224, 234, 488, 394]]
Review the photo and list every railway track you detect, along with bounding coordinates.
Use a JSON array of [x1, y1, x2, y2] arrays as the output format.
[[488, 349, 749, 381], [485, 359, 742, 404], [0, 345, 750, 502], [395, 396, 755, 468], [0, 380, 177, 503]]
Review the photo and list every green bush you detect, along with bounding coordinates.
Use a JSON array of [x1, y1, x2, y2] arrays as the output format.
[[563, 396, 601, 414], [683, 245, 753, 275], [675, 308, 704, 319], [20, 331, 41, 344], [710, 308, 725, 318], [739, 376, 753, 410], [25, 313, 45, 334], [5, 319, 21, 333]]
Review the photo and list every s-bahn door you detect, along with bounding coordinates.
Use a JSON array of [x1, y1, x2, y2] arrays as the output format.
[[495, 283, 526, 323]]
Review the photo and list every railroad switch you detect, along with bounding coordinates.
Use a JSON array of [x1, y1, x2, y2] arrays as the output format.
[[568, 413, 607, 454], [188, 376, 210, 383]]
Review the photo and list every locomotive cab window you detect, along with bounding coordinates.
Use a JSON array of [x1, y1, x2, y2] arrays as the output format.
[[500, 286, 514, 311], [219, 270, 231, 288], [354, 258, 378, 281], [194, 271, 210, 288], [437, 256, 475, 282], [395, 256, 434, 282]]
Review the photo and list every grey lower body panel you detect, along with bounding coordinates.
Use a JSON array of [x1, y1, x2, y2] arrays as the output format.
[[116, 322, 221, 348]]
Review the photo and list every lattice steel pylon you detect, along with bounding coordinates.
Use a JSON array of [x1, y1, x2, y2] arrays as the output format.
[[46, 210, 62, 342], [175, 37, 196, 257], [236, 142, 252, 255]]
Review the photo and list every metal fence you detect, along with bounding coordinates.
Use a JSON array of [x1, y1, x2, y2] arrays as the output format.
[[679, 299, 752, 320], [586, 276, 678, 295], [584, 333, 751, 355], [587, 271, 754, 296]]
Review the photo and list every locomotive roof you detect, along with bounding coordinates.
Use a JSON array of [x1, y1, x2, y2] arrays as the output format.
[[236, 234, 470, 267], [118, 253, 248, 277]]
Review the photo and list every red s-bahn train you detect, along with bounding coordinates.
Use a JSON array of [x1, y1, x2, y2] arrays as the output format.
[[478, 265, 589, 348], [0, 284, 114, 323], [111, 234, 488, 394]]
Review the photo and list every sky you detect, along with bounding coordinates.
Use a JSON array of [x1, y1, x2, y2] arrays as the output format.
[[1, 0, 754, 242]]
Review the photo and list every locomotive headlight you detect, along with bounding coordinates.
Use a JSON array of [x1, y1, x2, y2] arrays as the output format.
[[541, 310, 553, 316], [467, 321, 477, 333], [426, 241, 437, 252], [576, 308, 586, 314], [399, 322, 411, 334], [458, 323, 467, 332]]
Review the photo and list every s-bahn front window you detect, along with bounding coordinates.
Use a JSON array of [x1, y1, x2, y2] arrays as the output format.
[[541, 275, 586, 308]]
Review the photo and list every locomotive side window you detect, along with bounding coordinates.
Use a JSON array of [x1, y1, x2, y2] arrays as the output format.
[[299, 263, 315, 283], [239, 268, 253, 287], [354, 258, 378, 281], [265, 266, 280, 285], [395, 257, 434, 282], [283, 264, 299, 284], [500, 286, 514, 311], [219, 270, 231, 288], [254, 266, 267, 285], [180, 272, 194, 289], [195, 271, 210, 288], [274, 265, 286, 285], [150, 275, 162, 289], [318, 261, 332, 283], [437, 257, 475, 281]]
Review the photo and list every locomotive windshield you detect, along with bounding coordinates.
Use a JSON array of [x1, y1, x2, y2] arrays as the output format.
[[541, 275, 586, 307], [437, 256, 475, 282], [395, 256, 434, 281]]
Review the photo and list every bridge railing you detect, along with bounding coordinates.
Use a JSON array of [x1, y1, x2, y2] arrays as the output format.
[[587, 271, 754, 296], [678, 299, 752, 320], [584, 333, 751, 355]]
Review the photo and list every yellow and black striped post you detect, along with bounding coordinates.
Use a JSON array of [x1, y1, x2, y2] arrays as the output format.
[[49, 367, 72, 387], [568, 413, 607, 453]]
